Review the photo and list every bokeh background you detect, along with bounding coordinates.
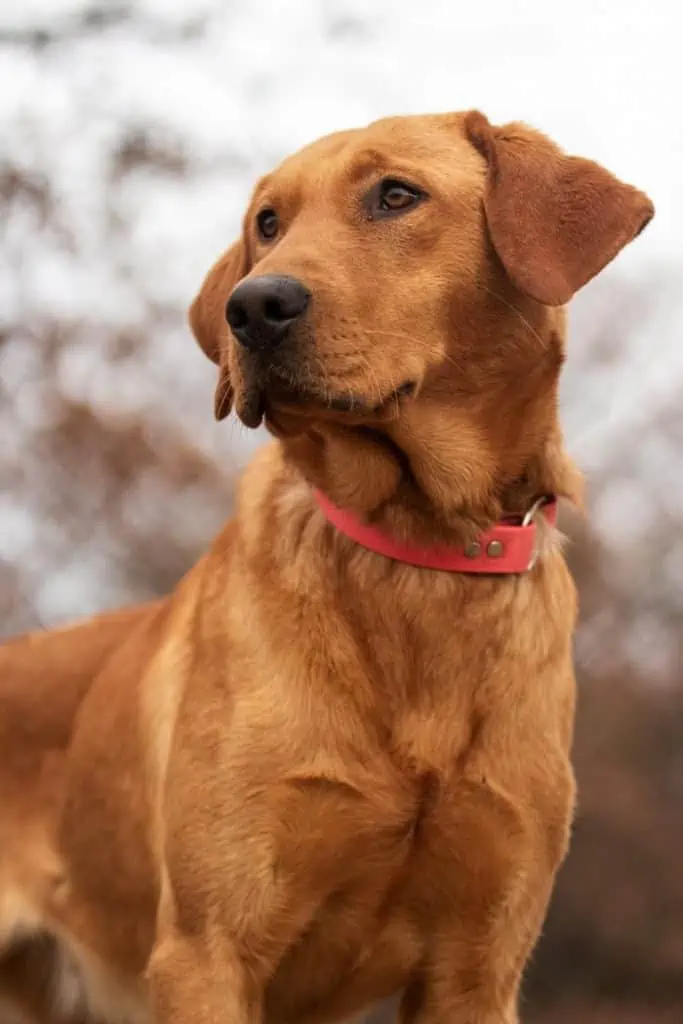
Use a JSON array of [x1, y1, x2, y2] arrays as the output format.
[[1, 1, 681, 1021]]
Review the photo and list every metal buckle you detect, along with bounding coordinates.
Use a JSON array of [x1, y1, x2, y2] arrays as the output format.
[[522, 496, 551, 570], [522, 495, 550, 528]]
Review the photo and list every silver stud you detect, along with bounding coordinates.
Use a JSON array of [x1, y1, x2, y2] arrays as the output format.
[[464, 541, 481, 558], [487, 540, 505, 558]]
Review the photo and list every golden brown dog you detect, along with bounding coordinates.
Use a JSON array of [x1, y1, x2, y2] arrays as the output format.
[[0, 110, 653, 1024]]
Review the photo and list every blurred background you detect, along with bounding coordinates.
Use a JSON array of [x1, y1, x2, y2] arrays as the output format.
[[1, 1, 681, 1021]]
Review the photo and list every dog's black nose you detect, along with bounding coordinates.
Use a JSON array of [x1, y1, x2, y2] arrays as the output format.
[[226, 275, 311, 351]]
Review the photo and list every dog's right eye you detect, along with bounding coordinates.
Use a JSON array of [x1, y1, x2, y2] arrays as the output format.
[[256, 208, 279, 241]]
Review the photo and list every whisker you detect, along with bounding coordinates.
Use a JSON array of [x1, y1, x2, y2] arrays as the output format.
[[481, 285, 547, 354], [345, 338, 385, 406], [357, 327, 416, 345], [440, 351, 468, 375]]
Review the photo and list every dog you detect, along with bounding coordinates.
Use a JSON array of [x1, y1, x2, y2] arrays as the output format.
[[0, 109, 653, 1024]]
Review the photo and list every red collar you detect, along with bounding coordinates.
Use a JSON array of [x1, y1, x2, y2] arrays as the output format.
[[314, 490, 558, 574]]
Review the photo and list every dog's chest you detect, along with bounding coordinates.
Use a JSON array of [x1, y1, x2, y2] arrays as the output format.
[[265, 752, 455, 1023]]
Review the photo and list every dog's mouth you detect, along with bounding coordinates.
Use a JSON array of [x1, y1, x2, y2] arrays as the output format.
[[237, 373, 417, 431]]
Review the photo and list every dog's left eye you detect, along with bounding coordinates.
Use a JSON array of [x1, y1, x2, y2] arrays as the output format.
[[256, 208, 279, 241], [369, 178, 425, 219]]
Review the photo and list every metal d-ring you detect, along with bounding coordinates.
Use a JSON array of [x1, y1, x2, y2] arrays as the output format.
[[522, 495, 552, 569]]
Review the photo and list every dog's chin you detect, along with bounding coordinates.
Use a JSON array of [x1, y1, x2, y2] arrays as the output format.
[[235, 376, 417, 432]]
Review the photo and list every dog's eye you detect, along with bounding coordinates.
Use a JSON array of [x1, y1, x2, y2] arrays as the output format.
[[373, 178, 424, 218], [256, 208, 279, 241], [380, 181, 418, 210]]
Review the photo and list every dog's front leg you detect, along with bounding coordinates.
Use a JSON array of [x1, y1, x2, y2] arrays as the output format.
[[145, 751, 336, 1024], [149, 925, 260, 1024], [400, 765, 574, 1024], [147, 844, 322, 1024]]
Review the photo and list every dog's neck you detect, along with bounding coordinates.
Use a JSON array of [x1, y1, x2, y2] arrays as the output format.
[[279, 413, 581, 552], [233, 435, 574, 614]]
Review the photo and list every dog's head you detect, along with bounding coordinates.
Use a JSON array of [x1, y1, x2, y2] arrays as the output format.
[[190, 111, 652, 521]]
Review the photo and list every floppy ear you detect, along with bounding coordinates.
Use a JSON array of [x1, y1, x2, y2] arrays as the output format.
[[188, 240, 246, 420], [465, 111, 654, 306]]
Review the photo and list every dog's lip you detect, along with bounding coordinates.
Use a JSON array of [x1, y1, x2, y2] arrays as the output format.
[[238, 388, 266, 429], [236, 376, 417, 430], [321, 379, 417, 414], [233, 372, 417, 428], [269, 376, 417, 415]]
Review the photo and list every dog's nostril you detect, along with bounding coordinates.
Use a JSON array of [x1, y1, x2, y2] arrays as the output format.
[[226, 299, 248, 330], [263, 297, 287, 322]]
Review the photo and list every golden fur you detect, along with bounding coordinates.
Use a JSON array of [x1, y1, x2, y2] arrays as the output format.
[[0, 110, 653, 1023]]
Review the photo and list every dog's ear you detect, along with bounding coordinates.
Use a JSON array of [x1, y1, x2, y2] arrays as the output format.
[[189, 240, 247, 420], [465, 111, 654, 306]]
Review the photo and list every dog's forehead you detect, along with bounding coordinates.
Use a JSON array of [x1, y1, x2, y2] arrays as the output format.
[[260, 113, 480, 201]]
